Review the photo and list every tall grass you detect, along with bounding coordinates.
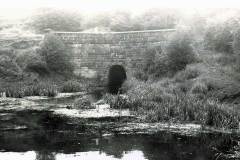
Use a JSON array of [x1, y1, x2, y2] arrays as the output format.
[[5, 82, 58, 98], [105, 79, 240, 129], [135, 93, 239, 129], [61, 80, 84, 93]]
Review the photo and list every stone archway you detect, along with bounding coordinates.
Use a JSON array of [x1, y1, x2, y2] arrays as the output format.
[[107, 65, 127, 94]]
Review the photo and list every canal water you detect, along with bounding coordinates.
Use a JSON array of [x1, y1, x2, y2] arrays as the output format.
[[0, 110, 239, 160], [0, 94, 239, 160]]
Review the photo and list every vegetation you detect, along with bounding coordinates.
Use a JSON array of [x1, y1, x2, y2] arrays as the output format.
[[1, 8, 240, 130], [24, 8, 178, 33], [166, 32, 196, 73], [134, 32, 196, 81], [5, 82, 58, 98], [27, 9, 82, 33], [38, 34, 74, 75], [73, 96, 95, 109], [61, 80, 85, 93], [103, 15, 240, 129]]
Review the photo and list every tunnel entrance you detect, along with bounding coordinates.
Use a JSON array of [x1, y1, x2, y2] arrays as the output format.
[[107, 65, 127, 94]]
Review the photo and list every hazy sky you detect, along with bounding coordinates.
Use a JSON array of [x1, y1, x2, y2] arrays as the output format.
[[1, 0, 240, 19]]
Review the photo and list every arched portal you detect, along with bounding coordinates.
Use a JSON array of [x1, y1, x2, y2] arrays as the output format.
[[107, 65, 127, 94]]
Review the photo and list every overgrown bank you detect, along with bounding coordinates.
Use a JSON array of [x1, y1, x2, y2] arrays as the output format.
[[103, 29, 240, 130]]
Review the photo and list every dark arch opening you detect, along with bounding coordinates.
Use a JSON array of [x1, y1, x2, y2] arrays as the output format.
[[107, 65, 127, 94]]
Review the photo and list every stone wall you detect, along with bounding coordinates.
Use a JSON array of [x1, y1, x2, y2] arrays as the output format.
[[54, 29, 175, 80]]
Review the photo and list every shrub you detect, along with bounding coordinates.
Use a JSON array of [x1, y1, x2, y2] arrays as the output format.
[[0, 54, 22, 79], [233, 28, 240, 69], [28, 9, 82, 33], [204, 25, 233, 53], [61, 80, 84, 93], [166, 31, 196, 73], [103, 93, 130, 109], [204, 19, 239, 54], [133, 45, 169, 81], [16, 49, 48, 76], [174, 64, 203, 82], [73, 96, 95, 109], [191, 81, 208, 95], [38, 34, 74, 75], [233, 28, 240, 55]]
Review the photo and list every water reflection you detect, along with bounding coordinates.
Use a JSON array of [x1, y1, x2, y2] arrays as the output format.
[[0, 150, 147, 160], [0, 107, 238, 160], [0, 131, 237, 160]]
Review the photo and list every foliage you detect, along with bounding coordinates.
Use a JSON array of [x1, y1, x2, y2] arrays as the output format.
[[204, 19, 238, 53], [5, 82, 58, 98], [0, 54, 22, 79], [103, 93, 130, 109], [38, 34, 74, 75], [190, 81, 208, 95], [233, 27, 240, 70], [174, 64, 204, 82], [61, 80, 84, 93], [133, 45, 167, 81], [104, 75, 240, 129], [16, 48, 48, 76], [28, 9, 82, 33], [133, 31, 196, 81], [166, 31, 196, 73], [73, 96, 95, 109]]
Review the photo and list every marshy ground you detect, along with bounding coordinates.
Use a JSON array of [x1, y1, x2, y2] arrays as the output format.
[[0, 92, 239, 160]]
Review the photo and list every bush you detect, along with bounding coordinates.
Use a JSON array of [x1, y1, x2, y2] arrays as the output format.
[[103, 93, 130, 109], [204, 26, 233, 53], [38, 34, 74, 75], [190, 81, 208, 95], [233, 28, 240, 69], [61, 80, 84, 93], [16, 49, 48, 76], [233, 28, 240, 55], [0, 54, 22, 79], [73, 96, 95, 109], [28, 9, 82, 33], [204, 19, 238, 53], [166, 31, 196, 73], [174, 64, 204, 82], [133, 45, 168, 81]]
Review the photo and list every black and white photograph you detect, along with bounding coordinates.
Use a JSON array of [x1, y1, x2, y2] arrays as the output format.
[[0, 0, 240, 159]]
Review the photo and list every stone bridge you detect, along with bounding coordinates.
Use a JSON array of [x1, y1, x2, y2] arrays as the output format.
[[54, 29, 175, 81]]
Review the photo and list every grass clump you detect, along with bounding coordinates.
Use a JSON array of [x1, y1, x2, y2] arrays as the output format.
[[103, 93, 130, 109], [132, 91, 239, 129], [73, 96, 95, 109], [5, 82, 58, 98], [190, 81, 208, 95], [61, 80, 84, 93], [106, 78, 240, 129]]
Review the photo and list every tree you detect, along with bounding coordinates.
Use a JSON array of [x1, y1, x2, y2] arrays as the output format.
[[38, 33, 74, 75], [28, 9, 82, 33], [166, 32, 196, 73]]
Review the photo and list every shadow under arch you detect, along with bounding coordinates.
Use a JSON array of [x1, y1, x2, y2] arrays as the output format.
[[107, 65, 127, 94]]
